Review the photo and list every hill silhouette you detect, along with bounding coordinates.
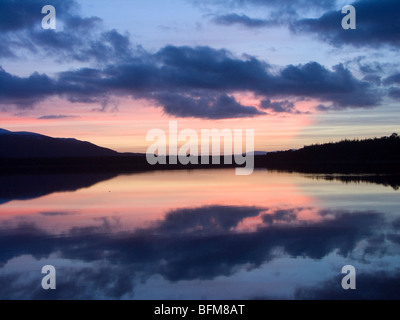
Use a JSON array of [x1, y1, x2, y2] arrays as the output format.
[[0, 129, 118, 158]]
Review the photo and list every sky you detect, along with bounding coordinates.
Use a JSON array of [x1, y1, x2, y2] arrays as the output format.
[[0, 0, 399, 152]]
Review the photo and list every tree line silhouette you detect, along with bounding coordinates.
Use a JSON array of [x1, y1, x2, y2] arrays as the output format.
[[257, 133, 400, 173]]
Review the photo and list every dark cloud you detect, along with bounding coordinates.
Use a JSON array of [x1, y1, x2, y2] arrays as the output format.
[[212, 14, 275, 28], [344, 57, 400, 87], [0, 0, 132, 63], [40, 211, 76, 216], [271, 62, 381, 110], [26, 26, 132, 63], [200, 0, 400, 50], [63, 15, 102, 30], [0, 38, 17, 58], [0, 67, 57, 108], [356, 59, 385, 76], [293, 0, 400, 48], [388, 88, 400, 100], [0, 44, 384, 118], [154, 92, 265, 119], [260, 99, 301, 114], [0, 0, 77, 32], [69, 48, 383, 113], [38, 115, 77, 120], [380, 70, 400, 100], [153, 45, 271, 91], [362, 74, 381, 86], [384, 73, 400, 86]]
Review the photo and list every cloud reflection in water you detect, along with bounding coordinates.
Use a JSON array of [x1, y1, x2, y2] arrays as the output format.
[[1, 204, 399, 299]]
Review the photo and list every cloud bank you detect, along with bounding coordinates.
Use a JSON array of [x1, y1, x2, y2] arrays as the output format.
[[0, 46, 385, 118], [0, 0, 397, 119]]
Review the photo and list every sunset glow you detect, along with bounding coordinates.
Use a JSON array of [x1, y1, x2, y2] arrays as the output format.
[[1, 0, 400, 302]]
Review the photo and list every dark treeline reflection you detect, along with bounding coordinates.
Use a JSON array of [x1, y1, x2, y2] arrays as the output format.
[[307, 174, 400, 190], [0, 205, 399, 300], [0, 173, 117, 204]]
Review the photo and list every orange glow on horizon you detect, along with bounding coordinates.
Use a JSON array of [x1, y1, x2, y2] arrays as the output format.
[[0, 95, 318, 153]]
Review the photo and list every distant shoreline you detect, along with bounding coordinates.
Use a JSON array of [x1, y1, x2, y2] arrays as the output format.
[[1, 133, 399, 176], [1, 156, 399, 193], [0, 155, 399, 175]]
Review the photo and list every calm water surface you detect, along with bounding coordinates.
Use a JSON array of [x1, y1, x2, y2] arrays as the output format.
[[0, 169, 399, 300]]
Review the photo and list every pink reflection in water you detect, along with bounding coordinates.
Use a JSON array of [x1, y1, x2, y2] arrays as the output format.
[[0, 170, 318, 234]]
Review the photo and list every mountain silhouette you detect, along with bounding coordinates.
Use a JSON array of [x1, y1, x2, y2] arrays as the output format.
[[0, 129, 118, 158]]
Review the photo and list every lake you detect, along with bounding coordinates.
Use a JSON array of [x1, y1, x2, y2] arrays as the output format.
[[0, 169, 399, 300]]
